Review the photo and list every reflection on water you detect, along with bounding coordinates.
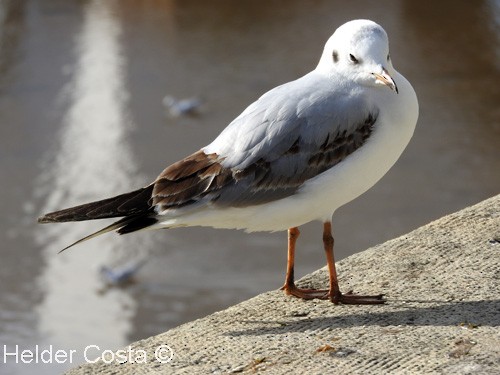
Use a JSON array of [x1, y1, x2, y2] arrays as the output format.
[[33, 0, 148, 372], [487, 0, 500, 68], [0, 0, 498, 374], [0, 0, 23, 77]]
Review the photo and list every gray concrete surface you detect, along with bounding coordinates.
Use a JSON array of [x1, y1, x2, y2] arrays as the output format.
[[67, 194, 500, 374]]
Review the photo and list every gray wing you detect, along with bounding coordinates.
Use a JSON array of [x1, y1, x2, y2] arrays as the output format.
[[152, 71, 379, 210]]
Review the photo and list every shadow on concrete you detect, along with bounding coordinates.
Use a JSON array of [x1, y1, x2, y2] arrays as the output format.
[[226, 299, 500, 336]]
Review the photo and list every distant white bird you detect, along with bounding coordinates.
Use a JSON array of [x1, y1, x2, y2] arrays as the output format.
[[99, 259, 146, 286], [39, 20, 418, 305], [162, 95, 202, 117]]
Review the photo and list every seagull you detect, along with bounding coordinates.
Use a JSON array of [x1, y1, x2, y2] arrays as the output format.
[[99, 259, 146, 286], [162, 95, 202, 117], [38, 20, 418, 304]]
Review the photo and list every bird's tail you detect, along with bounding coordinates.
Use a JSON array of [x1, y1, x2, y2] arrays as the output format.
[[38, 185, 158, 252]]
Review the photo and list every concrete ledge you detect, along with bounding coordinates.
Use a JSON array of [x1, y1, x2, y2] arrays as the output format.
[[67, 194, 500, 374]]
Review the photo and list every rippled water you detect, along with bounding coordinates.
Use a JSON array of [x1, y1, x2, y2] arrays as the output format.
[[0, 1, 498, 373]]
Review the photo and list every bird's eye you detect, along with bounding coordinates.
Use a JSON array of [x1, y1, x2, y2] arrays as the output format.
[[349, 54, 359, 64], [387, 53, 391, 61]]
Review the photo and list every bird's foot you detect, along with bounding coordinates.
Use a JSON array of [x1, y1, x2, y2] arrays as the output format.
[[281, 284, 385, 304], [280, 283, 329, 300]]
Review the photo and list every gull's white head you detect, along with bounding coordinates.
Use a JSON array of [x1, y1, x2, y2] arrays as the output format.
[[317, 19, 398, 93]]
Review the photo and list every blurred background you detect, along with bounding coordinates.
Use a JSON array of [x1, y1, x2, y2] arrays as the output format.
[[0, 0, 498, 373]]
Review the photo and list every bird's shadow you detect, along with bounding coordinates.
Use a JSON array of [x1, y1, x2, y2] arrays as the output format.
[[225, 299, 500, 337]]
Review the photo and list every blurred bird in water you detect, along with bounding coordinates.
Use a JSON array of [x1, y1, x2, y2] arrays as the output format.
[[162, 95, 202, 117]]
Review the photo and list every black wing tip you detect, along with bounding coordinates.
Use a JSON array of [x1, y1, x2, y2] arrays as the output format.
[[38, 215, 57, 224], [37, 211, 78, 224], [117, 217, 158, 234], [57, 244, 73, 254], [37, 186, 155, 224]]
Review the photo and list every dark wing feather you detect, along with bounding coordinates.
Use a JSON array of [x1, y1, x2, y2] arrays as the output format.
[[38, 186, 158, 252], [38, 185, 154, 223], [152, 150, 232, 209]]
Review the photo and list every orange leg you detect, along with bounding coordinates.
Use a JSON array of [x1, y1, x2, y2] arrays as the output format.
[[281, 227, 329, 299], [281, 223, 385, 304]]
